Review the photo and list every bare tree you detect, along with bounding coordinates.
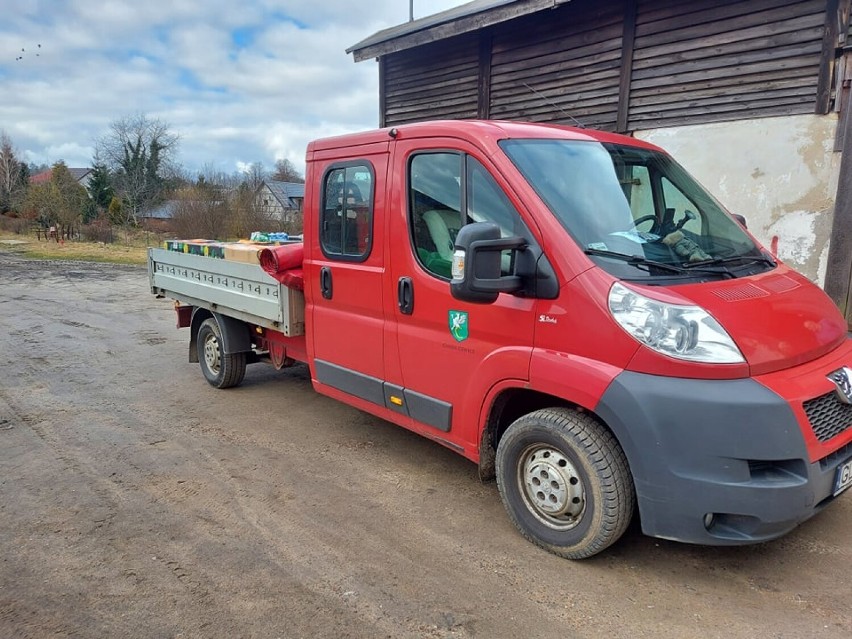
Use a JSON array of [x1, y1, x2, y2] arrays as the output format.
[[242, 162, 267, 191], [0, 131, 25, 213], [229, 183, 276, 238], [170, 183, 230, 239], [96, 114, 179, 228], [272, 158, 304, 183]]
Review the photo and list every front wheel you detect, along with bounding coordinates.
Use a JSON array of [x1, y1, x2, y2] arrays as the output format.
[[197, 318, 246, 389], [496, 408, 635, 559]]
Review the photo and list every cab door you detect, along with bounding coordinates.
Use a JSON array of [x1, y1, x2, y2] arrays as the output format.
[[387, 141, 538, 453], [308, 154, 389, 403]]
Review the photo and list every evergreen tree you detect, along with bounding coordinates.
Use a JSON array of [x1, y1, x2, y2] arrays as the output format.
[[87, 162, 114, 211]]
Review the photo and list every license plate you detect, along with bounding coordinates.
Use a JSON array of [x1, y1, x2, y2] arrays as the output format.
[[834, 458, 852, 496]]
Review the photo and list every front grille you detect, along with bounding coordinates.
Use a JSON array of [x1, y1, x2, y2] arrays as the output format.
[[803, 391, 852, 443]]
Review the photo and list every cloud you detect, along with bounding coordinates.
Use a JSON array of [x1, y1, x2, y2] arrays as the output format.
[[0, 0, 468, 174]]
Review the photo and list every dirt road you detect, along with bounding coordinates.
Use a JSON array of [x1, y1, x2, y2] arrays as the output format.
[[0, 251, 850, 639]]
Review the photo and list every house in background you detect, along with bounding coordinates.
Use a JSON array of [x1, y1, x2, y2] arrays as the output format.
[[349, 0, 852, 328], [256, 180, 305, 224], [140, 200, 178, 233], [30, 167, 94, 191]]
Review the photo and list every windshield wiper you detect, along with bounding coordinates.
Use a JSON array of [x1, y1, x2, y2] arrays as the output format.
[[585, 247, 739, 279], [584, 248, 690, 274], [681, 254, 776, 269]]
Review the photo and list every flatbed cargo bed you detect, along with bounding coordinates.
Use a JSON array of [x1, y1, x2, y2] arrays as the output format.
[[148, 247, 305, 336]]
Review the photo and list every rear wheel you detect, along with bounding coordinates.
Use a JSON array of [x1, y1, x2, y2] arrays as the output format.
[[496, 408, 634, 559], [197, 318, 246, 389]]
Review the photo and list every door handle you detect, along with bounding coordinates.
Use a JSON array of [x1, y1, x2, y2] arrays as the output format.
[[398, 277, 414, 315], [320, 266, 333, 300]]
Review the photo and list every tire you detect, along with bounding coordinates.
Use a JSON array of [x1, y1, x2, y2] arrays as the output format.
[[197, 318, 246, 389], [496, 408, 635, 559]]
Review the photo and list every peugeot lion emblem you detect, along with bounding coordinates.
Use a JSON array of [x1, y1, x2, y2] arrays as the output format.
[[829, 366, 852, 404]]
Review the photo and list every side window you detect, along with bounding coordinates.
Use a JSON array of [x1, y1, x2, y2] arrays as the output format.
[[408, 152, 530, 279], [621, 165, 655, 223], [320, 163, 374, 260], [661, 177, 702, 235], [409, 153, 462, 278], [466, 157, 529, 276]]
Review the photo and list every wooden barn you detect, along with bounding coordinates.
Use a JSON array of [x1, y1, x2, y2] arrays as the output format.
[[349, 0, 852, 326]]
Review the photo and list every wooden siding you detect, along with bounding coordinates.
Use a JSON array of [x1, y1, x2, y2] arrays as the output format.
[[383, 32, 480, 126], [488, 0, 623, 129], [629, 0, 827, 129], [377, 0, 834, 132]]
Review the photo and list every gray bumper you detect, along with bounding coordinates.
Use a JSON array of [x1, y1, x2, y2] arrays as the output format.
[[596, 372, 851, 545]]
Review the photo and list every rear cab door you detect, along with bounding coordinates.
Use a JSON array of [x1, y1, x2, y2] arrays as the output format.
[[304, 142, 391, 403]]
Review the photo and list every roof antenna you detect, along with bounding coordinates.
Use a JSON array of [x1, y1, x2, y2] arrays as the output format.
[[523, 83, 585, 129]]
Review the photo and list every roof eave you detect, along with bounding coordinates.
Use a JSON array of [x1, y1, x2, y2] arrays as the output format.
[[348, 0, 571, 62]]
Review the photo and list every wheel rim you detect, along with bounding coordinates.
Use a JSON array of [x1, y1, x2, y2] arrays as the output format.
[[517, 444, 585, 530], [203, 332, 221, 374]]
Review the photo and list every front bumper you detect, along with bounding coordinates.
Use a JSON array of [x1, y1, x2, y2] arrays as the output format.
[[595, 341, 852, 545]]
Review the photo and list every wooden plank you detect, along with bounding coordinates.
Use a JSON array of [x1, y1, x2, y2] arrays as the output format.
[[636, 0, 750, 26], [491, 0, 622, 53], [491, 19, 623, 63], [378, 57, 386, 129], [631, 56, 819, 91], [631, 77, 817, 107], [386, 93, 479, 116], [491, 57, 621, 88], [478, 30, 492, 119], [630, 66, 817, 98], [636, 0, 819, 37], [491, 37, 623, 75], [387, 72, 479, 97], [629, 87, 818, 115], [632, 18, 825, 68], [386, 91, 479, 110], [816, 0, 842, 114], [824, 52, 852, 324], [631, 41, 823, 81], [617, 0, 638, 132], [634, 1, 824, 49], [629, 102, 815, 130], [492, 75, 622, 104]]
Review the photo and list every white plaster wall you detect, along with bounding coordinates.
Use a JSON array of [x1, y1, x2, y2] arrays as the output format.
[[634, 113, 841, 286]]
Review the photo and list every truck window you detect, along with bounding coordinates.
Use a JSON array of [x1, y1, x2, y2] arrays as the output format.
[[320, 163, 374, 260], [409, 152, 529, 279]]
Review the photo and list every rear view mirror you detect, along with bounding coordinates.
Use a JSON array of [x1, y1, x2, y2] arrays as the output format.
[[450, 222, 525, 304]]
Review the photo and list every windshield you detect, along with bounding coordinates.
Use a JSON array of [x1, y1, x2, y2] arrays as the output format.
[[500, 139, 770, 280]]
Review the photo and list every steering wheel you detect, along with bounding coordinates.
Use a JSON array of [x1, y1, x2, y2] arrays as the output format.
[[630, 214, 660, 234]]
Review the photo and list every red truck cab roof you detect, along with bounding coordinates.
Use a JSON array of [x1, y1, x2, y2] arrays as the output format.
[[307, 119, 663, 154]]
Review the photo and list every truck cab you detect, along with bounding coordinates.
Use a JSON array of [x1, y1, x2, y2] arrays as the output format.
[[302, 120, 851, 558], [151, 120, 852, 559]]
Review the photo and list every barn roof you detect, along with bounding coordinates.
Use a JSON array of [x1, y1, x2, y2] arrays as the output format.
[[30, 167, 92, 185], [348, 0, 572, 62]]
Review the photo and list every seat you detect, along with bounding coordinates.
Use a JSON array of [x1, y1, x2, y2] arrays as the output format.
[[423, 210, 459, 260]]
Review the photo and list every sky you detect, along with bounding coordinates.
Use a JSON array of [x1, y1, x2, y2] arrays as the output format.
[[0, 0, 470, 177]]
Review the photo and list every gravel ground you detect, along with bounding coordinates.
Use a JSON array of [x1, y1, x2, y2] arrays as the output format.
[[0, 251, 850, 638]]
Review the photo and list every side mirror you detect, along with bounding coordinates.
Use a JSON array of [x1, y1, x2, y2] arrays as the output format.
[[450, 222, 525, 304], [732, 214, 748, 229]]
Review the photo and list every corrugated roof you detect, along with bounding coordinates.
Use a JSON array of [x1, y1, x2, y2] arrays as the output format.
[[265, 181, 304, 209], [348, 0, 571, 61]]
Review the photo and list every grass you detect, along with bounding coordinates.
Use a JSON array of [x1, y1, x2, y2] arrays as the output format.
[[0, 230, 163, 266]]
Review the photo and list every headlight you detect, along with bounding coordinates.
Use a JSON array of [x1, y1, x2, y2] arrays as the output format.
[[608, 282, 744, 364]]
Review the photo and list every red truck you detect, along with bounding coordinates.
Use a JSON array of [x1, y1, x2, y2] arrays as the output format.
[[149, 120, 852, 559]]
